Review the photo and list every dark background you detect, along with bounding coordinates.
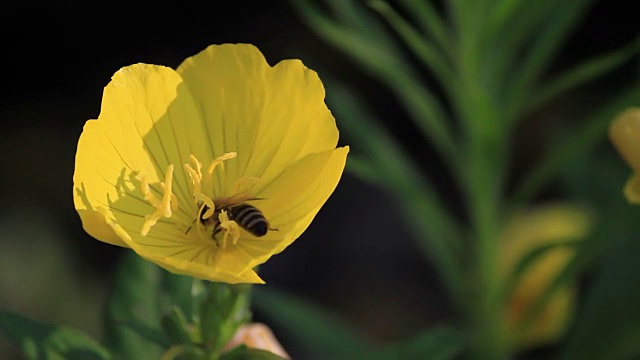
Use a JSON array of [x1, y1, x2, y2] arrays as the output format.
[[0, 2, 637, 358]]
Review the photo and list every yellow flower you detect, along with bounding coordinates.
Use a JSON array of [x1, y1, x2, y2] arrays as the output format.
[[73, 44, 348, 284], [609, 107, 640, 203], [499, 204, 591, 349]]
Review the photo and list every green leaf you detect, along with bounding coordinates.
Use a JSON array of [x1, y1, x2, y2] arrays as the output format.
[[0, 310, 111, 360], [377, 326, 466, 360], [512, 84, 640, 204], [323, 0, 394, 48], [252, 287, 372, 359], [395, 0, 453, 57], [103, 252, 165, 359], [487, 0, 555, 65], [367, 0, 456, 97], [506, 0, 596, 120], [489, 0, 538, 36], [527, 40, 640, 115], [446, 0, 487, 50], [220, 345, 288, 360]]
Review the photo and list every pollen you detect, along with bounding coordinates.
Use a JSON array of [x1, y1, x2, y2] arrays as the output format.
[[218, 210, 240, 248], [139, 164, 175, 236], [184, 152, 238, 228]]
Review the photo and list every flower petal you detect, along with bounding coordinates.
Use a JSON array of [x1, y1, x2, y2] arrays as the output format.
[[142, 246, 264, 284], [176, 44, 340, 195], [74, 64, 204, 246], [104, 200, 264, 284], [200, 147, 348, 277], [75, 209, 127, 247], [609, 107, 640, 173], [243, 146, 349, 258], [623, 174, 640, 203]]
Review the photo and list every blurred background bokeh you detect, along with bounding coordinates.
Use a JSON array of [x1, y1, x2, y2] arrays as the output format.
[[0, 2, 637, 358]]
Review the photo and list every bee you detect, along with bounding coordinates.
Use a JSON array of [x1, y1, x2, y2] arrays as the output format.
[[196, 194, 276, 238]]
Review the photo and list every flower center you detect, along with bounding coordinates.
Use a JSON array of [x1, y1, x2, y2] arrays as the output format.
[[184, 153, 246, 248], [138, 152, 262, 248]]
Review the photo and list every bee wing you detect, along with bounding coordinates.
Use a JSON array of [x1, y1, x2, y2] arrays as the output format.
[[214, 193, 264, 209]]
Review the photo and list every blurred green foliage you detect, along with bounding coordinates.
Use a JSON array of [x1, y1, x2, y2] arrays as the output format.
[[252, 0, 640, 359]]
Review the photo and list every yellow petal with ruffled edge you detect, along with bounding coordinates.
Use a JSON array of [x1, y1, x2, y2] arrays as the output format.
[[176, 44, 339, 195], [213, 147, 349, 275]]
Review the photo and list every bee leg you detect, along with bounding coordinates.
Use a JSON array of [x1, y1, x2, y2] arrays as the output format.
[[211, 225, 223, 246], [184, 219, 196, 235]]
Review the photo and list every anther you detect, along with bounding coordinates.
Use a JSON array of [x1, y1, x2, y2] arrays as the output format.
[[218, 210, 240, 248], [207, 152, 237, 176], [184, 155, 204, 200]]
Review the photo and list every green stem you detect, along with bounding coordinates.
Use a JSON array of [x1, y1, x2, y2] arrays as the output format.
[[452, 19, 509, 356], [465, 131, 508, 360]]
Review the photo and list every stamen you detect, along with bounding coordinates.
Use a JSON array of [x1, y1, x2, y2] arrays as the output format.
[[184, 155, 204, 201], [207, 152, 237, 176], [183, 153, 241, 243], [171, 194, 179, 212], [140, 164, 175, 236], [184, 154, 218, 222], [218, 210, 240, 248], [195, 193, 215, 219]]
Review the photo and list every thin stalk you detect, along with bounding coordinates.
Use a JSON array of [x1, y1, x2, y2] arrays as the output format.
[[465, 128, 509, 360], [450, 4, 510, 354]]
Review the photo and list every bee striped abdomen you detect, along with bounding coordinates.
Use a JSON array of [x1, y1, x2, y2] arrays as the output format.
[[229, 203, 269, 237]]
